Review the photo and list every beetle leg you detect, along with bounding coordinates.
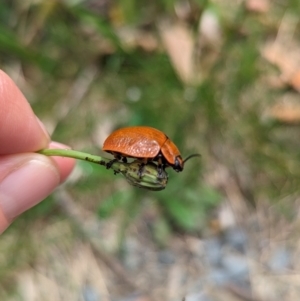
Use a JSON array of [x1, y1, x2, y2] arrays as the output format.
[[137, 158, 148, 178], [137, 163, 145, 178], [106, 158, 118, 169], [106, 152, 125, 169], [158, 166, 164, 178], [156, 156, 165, 178]]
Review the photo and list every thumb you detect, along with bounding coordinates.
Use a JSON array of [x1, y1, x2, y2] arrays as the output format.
[[0, 154, 61, 233]]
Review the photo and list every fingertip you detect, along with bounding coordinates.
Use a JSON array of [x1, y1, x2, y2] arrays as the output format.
[[0, 154, 61, 227], [0, 70, 50, 154]]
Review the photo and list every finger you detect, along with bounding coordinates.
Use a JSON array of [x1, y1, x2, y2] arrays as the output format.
[[0, 141, 76, 233], [0, 154, 61, 234], [0, 70, 50, 155]]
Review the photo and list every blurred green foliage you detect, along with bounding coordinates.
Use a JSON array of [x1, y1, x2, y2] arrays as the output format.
[[1, 0, 300, 248]]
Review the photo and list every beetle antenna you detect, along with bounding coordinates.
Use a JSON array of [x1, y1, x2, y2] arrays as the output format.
[[183, 153, 201, 164]]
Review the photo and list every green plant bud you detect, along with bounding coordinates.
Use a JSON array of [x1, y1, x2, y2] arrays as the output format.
[[122, 161, 168, 191]]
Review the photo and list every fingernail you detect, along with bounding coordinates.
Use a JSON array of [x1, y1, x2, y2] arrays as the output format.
[[49, 141, 72, 149], [0, 157, 60, 221], [36, 116, 50, 140]]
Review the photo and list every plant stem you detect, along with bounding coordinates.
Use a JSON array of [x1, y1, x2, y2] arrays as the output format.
[[37, 148, 168, 190], [37, 148, 108, 165]]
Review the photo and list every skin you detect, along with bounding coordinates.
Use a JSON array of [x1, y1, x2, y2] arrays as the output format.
[[0, 70, 75, 234]]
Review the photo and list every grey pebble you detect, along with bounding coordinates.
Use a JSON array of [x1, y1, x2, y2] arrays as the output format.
[[204, 238, 222, 266], [82, 285, 100, 301], [158, 250, 176, 265], [221, 253, 249, 282], [184, 291, 216, 301], [268, 246, 291, 272], [207, 268, 229, 286], [223, 228, 247, 253]]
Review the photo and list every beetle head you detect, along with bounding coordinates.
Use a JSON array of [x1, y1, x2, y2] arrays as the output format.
[[173, 156, 184, 172]]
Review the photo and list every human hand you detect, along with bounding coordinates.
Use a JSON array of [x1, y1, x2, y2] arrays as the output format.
[[0, 70, 75, 233]]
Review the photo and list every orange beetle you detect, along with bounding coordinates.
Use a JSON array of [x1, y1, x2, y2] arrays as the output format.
[[102, 126, 199, 175]]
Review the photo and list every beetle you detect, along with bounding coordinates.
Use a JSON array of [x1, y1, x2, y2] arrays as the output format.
[[102, 126, 199, 176]]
